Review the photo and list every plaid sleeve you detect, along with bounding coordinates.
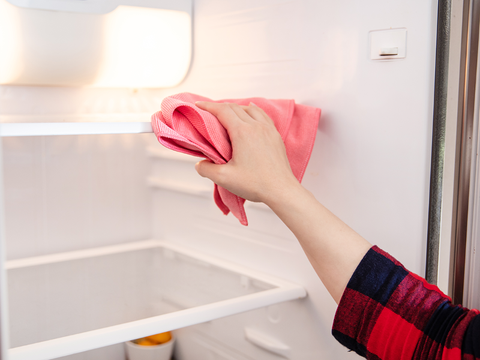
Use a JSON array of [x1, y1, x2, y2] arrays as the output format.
[[332, 246, 480, 359]]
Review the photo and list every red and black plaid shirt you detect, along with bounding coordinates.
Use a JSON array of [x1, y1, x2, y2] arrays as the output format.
[[332, 246, 480, 359]]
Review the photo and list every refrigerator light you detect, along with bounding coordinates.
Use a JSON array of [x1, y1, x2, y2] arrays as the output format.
[[0, 0, 192, 88], [94, 6, 191, 88]]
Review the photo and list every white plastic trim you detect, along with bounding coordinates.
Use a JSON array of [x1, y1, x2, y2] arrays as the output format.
[[0, 122, 153, 137], [5, 240, 162, 270], [0, 114, 152, 123], [0, 138, 10, 360], [7, 241, 307, 360]]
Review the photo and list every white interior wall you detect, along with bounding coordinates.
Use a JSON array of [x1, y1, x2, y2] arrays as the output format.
[[0, 87, 162, 260], [0, 0, 439, 358], [148, 0, 438, 357], [152, 0, 437, 274], [2, 133, 152, 260]]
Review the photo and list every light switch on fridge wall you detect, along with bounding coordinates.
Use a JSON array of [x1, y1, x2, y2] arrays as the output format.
[[369, 28, 407, 60]]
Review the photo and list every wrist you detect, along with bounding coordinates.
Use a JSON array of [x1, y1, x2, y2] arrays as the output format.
[[262, 178, 308, 211]]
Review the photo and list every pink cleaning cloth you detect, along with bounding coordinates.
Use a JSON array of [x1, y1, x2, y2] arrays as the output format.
[[151, 92, 321, 226]]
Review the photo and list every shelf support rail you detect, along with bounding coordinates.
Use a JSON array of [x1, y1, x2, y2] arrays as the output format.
[[0, 123, 153, 137]]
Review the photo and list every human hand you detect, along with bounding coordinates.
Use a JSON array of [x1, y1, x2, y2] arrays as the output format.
[[194, 101, 301, 205], [196, 102, 372, 307]]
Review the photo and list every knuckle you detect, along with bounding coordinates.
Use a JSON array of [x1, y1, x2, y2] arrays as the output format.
[[229, 103, 241, 111], [219, 102, 233, 109], [216, 105, 231, 117]]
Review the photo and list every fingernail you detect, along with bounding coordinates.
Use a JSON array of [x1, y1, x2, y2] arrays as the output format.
[[195, 101, 204, 106], [249, 102, 257, 107]]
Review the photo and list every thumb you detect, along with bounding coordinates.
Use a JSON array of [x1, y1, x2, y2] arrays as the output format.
[[195, 160, 225, 183]]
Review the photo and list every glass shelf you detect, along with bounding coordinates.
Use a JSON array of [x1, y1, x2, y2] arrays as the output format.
[[0, 122, 153, 137], [6, 240, 306, 360]]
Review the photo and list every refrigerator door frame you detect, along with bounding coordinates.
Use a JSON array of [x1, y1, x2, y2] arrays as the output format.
[[436, 0, 480, 304], [428, 0, 480, 303], [462, 20, 480, 309], [463, 85, 480, 309]]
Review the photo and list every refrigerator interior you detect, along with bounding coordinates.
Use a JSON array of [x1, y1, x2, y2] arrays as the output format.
[[0, 0, 438, 359]]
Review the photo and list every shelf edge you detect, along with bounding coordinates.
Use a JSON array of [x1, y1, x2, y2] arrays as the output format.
[[5, 239, 162, 270], [9, 287, 305, 360], [0, 122, 153, 137], [6, 240, 307, 360]]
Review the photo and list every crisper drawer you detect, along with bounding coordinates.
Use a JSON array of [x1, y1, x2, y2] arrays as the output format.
[[5, 240, 306, 360]]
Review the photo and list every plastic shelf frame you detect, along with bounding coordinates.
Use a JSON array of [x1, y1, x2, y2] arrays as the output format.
[[0, 122, 153, 137], [6, 240, 307, 360]]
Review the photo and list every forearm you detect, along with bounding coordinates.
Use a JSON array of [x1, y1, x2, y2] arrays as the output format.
[[265, 182, 371, 303], [193, 100, 371, 303]]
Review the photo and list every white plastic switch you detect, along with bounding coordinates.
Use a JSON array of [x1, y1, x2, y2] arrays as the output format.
[[370, 28, 407, 60], [380, 47, 399, 56]]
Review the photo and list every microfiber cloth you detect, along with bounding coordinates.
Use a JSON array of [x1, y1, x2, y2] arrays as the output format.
[[151, 92, 321, 226]]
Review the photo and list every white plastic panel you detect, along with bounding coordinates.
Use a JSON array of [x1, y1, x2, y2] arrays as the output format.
[[2, 133, 153, 260], [6, 241, 306, 360], [145, 0, 438, 358], [150, 0, 436, 276]]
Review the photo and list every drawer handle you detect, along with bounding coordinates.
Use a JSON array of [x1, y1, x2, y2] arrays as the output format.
[[244, 328, 291, 358]]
